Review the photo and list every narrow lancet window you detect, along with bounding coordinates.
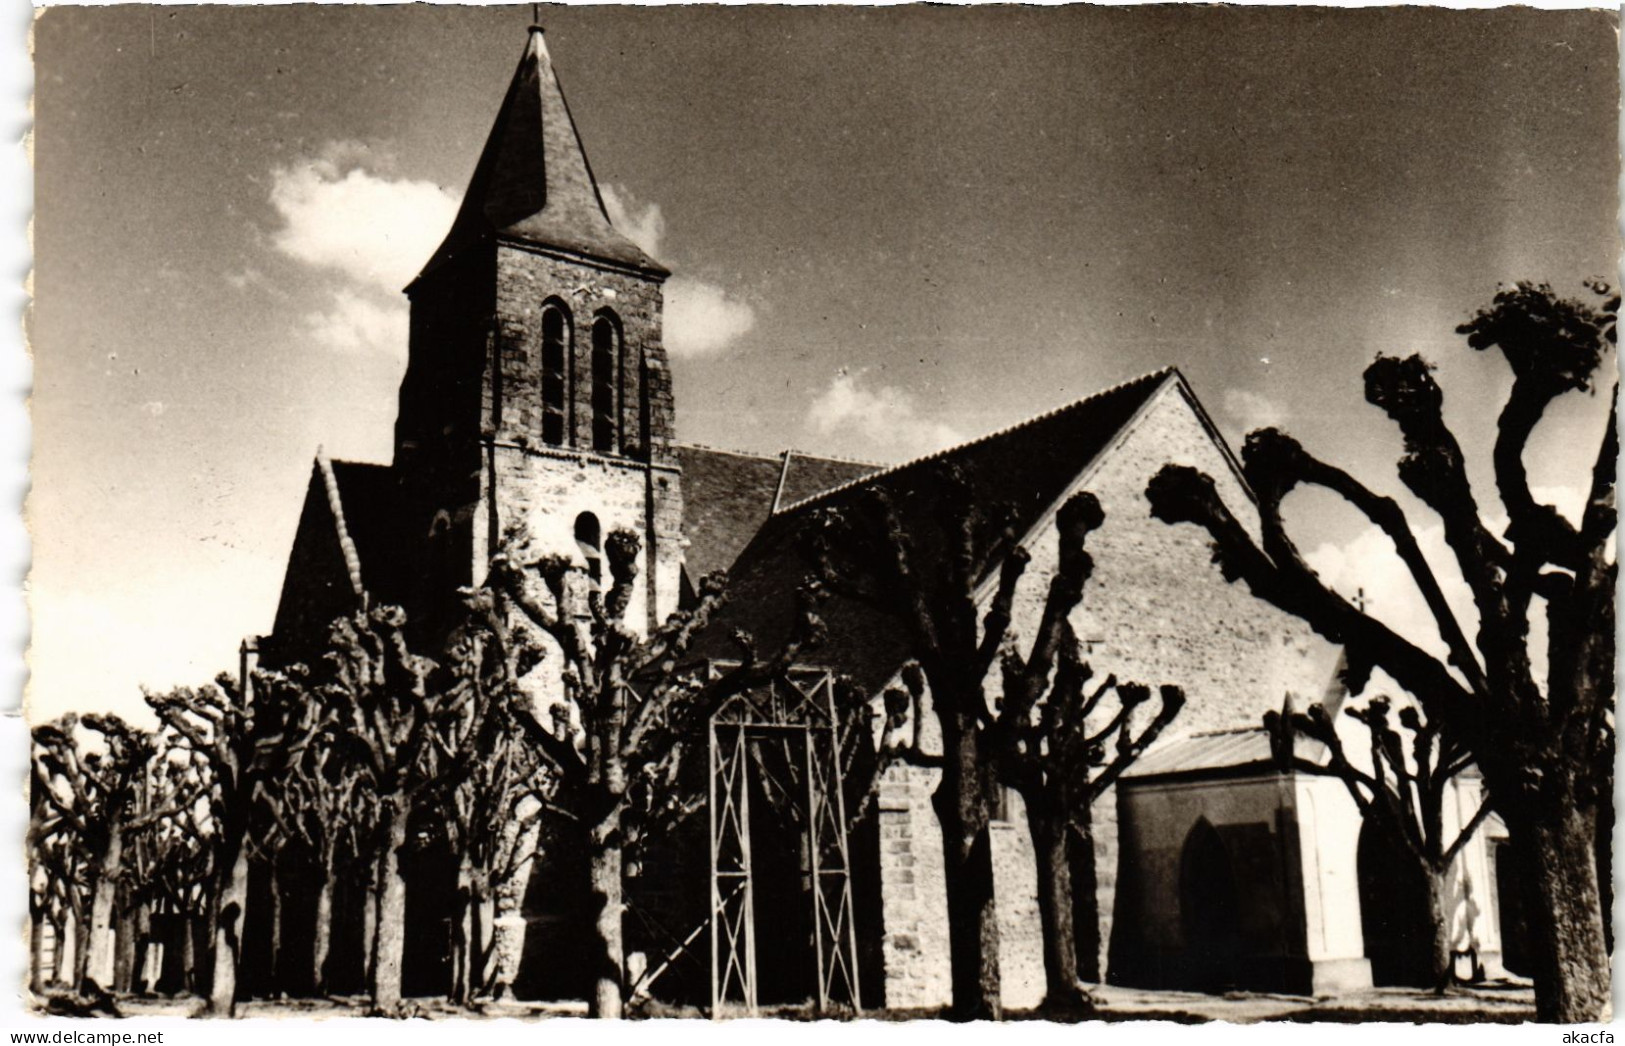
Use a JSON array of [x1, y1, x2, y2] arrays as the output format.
[[575, 511, 602, 584], [591, 313, 619, 453], [542, 304, 569, 445]]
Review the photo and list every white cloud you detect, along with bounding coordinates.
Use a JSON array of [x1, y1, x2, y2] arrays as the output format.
[[600, 182, 666, 259], [1304, 522, 1467, 667], [269, 142, 459, 294], [303, 289, 409, 359], [664, 277, 757, 358], [1302, 481, 1592, 695], [601, 184, 755, 359], [1222, 387, 1290, 434], [807, 370, 962, 461]]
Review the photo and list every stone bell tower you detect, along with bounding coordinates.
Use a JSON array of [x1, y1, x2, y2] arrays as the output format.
[[394, 26, 683, 636]]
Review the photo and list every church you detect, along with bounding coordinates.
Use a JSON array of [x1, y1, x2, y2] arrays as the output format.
[[258, 26, 1516, 1011]]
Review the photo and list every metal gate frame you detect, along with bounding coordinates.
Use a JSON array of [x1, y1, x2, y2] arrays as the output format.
[[708, 666, 862, 1017]]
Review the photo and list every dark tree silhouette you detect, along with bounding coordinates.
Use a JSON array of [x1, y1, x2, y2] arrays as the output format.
[[802, 468, 1012, 1019], [862, 490, 1184, 1013], [146, 666, 309, 1016], [306, 605, 474, 1013], [1147, 280, 1615, 1022], [30, 715, 174, 994], [28, 788, 87, 993], [259, 712, 378, 997], [426, 602, 555, 1004], [1265, 694, 1491, 991], [484, 524, 829, 1018]]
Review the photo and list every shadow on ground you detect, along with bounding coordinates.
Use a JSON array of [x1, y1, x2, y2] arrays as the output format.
[[60, 980, 1538, 1023]]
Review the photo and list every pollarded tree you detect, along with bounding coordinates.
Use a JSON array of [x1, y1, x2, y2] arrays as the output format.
[[310, 605, 470, 1013], [116, 740, 210, 995], [146, 668, 309, 1016], [28, 761, 92, 992], [801, 465, 1030, 1020], [866, 491, 1184, 1013], [30, 714, 171, 994], [1265, 693, 1491, 991], [425, 603, 554, 1003], [138, 743, 218, 996], [122, 761, 213, 996], [1146, 280, 1615, 1022], [268, 729, 377, 996], [484, 524, 829, 1018]]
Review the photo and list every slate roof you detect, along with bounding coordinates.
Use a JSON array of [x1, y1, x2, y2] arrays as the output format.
[[1119, 728, 1324, 781], [415, 28, 666, 282], [268, 456, 408, 660], [674, 444, 878, 581], [323, 459, 411, 607], [698, 368, 1179, 693]]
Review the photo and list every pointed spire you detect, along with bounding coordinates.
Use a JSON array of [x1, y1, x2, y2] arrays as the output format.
[[415, 27, 666, 282]]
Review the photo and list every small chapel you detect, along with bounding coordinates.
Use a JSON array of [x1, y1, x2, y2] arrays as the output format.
[[256, 26, 1520, 1010]]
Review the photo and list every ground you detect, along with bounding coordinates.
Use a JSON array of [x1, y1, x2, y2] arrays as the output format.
[[73, 982, 1539, 1023]]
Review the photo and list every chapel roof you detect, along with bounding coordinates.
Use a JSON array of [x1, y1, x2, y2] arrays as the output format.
[[1118, 727, 1325, 782], [414, 27, 667, 283], [320, 459, 412, 607], [696, 367, 1180, 693], [674, 444, 879, 583], [267, 456, 409, 663]]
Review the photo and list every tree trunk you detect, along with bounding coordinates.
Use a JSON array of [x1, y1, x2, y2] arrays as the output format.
[[451, 852, 472, 1005], [471, 885, 495, 999], [932, 713, 1001, 1021], [371, 804, 410, 1012], [1517, 803, 1610, 1022], [1025, 797, 1087, 1012], [1069, 808, 1102, 984], [199, 878, 221, 999], [587, 821, 625, 1018], [132, 917, 153, 997], [491, 865, 527, 1001], [267, 858, 282, 997], [180, 910, 197, 994], [73, 908, 91, 993], [363, 869, 379, 990], [1424, 867, 1453, 994], [114, 890, 138, 993], [87, 826, 123, 990], [30, 914, 47, 994], [312, 863, 335, 996], [52, 916, 68, 987], [206, 838, 249, 1016]]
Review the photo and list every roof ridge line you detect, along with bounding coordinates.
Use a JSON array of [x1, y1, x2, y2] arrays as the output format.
[[1189, 726, 1265, 737], [314, 447, 366, 600], [672, 441, 782, 462], [770, 449, 794, 515], [772, 366, 1178, 517], [673, 441, 887, 469]]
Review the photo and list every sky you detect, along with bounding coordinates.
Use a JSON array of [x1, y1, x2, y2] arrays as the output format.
[[24, 4, 1620, 726]]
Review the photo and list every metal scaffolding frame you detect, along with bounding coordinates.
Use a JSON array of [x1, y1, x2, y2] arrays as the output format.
[[708, 666, 862, 1018]]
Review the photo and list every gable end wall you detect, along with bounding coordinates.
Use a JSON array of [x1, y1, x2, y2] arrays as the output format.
[[873, 381, 1337, 1009]]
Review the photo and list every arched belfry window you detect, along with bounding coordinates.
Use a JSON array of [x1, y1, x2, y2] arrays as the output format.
[[575, 512, 602, 584], [541, 301, 571, 446], [591, 312, 621, 453]]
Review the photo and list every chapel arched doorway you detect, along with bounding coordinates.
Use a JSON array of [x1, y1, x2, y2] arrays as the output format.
[[1179, 818, 1240, 992], [1356, 820, 1433, 987]]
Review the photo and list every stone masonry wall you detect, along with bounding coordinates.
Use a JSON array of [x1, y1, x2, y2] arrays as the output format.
[[470, 244, 682, 629], [476, 444, 683, 630], [488, 243, 674, 465], [874, 378, 1339, 1009]]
